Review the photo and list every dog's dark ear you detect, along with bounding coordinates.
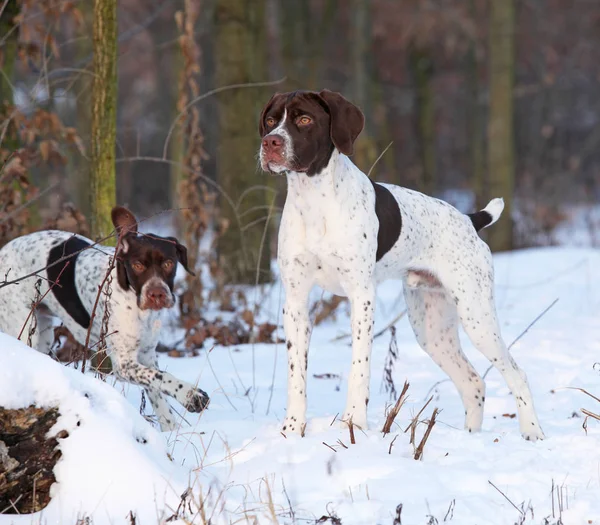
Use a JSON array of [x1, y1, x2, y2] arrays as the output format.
[[318, 89, 365, 156], [258, 93, 283, 137], [168, 238, 195, 276], [116, 260, 129, 290], [111, 206, 138, 239]]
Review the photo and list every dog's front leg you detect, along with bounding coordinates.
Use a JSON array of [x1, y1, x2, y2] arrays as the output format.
[[281, 282, 313, 435], [342, 283, 375, 430], [111, 354, 209, 416], [137, 349, 178, 432]]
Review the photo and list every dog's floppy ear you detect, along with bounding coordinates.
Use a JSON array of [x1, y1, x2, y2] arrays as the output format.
[[258, 93, 283, 137], [167, 237, 196, 276], [111, 206, 138, 253], [318, 89, 365, 156], [111, 206, 138, 234]]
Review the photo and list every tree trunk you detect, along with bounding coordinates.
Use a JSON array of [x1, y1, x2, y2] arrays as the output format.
[[0, 406, 61, 514], [351, 0, 377, 173], [0, 0, 20, 152], [411, 46, 436, 196], [487, 0, 515, 252], [467, 0, 485, 209], [280, 0, 336, 91], [215, 0, 272, 284], [90, 0, 117, 242]]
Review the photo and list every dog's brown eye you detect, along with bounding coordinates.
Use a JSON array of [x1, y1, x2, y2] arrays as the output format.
[[132, 262, 145, 273], [265, 117, 276, 127], [163, 260, 174, 271], [297, 116, 312, 126]]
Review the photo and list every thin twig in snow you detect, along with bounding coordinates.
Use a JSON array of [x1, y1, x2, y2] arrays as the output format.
[[488, 480, 523, 515]]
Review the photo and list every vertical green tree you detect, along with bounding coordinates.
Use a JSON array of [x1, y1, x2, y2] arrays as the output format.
[[215, 0, 271, 284], [90, 0, 117, 241], [350, 0, 378, 172], [487, 0, 515, 251], [0, 0, 20, 152], [410, 46, 436, 196], [467, 0, 485, 209]]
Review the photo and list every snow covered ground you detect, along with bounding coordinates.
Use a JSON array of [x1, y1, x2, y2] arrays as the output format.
[[0, 334, 191, 524], [2, 247, 600, 524]]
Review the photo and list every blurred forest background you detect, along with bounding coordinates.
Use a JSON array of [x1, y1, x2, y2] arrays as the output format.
[[2, 0, 600, 297]]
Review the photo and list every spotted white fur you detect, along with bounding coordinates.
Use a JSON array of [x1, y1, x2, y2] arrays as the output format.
[[270, 139, 544, 441], [0, 231, 208, 431]]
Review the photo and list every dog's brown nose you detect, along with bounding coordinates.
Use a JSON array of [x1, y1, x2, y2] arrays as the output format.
[[147, 287, 168, 308], [262, 134, 284, 152]]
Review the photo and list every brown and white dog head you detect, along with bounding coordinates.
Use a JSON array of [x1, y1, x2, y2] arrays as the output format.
[[111, 206, 194, 311], [258, 90, 365, 176]]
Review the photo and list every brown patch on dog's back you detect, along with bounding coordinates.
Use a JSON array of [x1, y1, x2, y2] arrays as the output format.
[[371, 180, 402, 261]]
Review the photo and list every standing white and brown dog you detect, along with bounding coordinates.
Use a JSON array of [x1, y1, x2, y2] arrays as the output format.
[[258, 89, 544, 441]]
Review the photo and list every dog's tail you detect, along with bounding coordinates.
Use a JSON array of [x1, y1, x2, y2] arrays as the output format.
[[467, 198, 504, 232]]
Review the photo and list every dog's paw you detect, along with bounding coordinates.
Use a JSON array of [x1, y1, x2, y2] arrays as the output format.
[[184, 389, 210, 413], [521, 428, 545, 442], [282, 416, 306, 436]]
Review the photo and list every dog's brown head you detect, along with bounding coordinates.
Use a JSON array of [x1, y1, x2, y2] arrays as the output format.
[[111, 206, 194, 311], [258, 90, 364, 176]]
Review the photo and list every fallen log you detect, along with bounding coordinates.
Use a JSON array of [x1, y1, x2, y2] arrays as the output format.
[[0, 405, 62, 513]]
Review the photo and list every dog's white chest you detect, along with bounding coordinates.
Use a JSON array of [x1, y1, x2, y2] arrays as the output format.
[[279, 156, 379, 297]]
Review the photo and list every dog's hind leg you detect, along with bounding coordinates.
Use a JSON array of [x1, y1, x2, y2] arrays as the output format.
[[440, 261, 544, 441], [34, 306, 57, 355], [404, 285, 485, 433]]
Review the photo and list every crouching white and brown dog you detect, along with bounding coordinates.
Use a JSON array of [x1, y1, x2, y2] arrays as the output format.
[[259, 89, 544, 441], [0, 207, 209, 431]]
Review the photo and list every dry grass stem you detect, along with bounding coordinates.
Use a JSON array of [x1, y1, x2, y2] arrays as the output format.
[[406, 395, 434, 445], [413, 407, 439, 461], [382, 381, 410, 436]]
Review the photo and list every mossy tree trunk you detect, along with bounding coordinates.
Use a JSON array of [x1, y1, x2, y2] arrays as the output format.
[[215, 0, 272, 284], [0, 0, 20, 152], [410, 46, 436, 196], [90, 0, 117, 242], [487, 0, 515, 251]]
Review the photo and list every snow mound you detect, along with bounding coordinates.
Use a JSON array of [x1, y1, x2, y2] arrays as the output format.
[[0, 333, 188, 524]]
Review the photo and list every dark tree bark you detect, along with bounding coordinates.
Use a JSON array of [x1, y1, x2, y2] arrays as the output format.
[[0, 406, 62, 514], [487, 0, 516, 251], [215, 0, 272, 284], [410, 46, 436, 196], [467, 0, 485, 209]]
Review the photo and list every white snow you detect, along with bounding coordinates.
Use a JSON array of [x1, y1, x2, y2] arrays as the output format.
[[0, 335, 190, 524], [2, 246, 600, 524]]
